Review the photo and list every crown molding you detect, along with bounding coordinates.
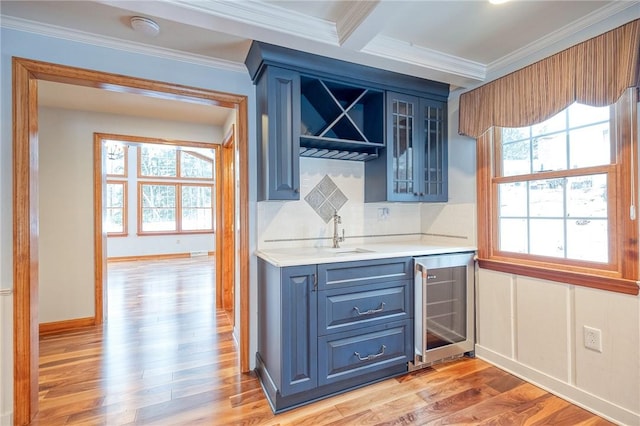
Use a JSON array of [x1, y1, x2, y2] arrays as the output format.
[[0, 15, 247, 73], [363, 35, 486, 82], [170, 0, 339, 45], [487, 1, 640, 78]]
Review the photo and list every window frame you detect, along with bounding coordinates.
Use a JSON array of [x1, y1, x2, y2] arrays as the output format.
[[137, 181, 215, 235], [104, 140, 128, 237], [476, 88, 638, 295], [137, 146, 214, 180], [105, 180, 128, 237], [105, 140, 128, 178]]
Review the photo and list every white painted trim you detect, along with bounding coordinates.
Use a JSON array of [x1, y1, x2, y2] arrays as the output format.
[[336, 1, 382, 50], [169, 0, 339, 45], [0, 15, 247, 73], [1, 412, 13, 426], [362, 35, 486, 82], [475, 345, 640, 426]]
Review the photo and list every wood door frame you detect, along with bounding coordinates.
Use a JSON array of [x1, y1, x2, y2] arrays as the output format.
[[221, 126, 236, 322], [12, 57, 251, 425]]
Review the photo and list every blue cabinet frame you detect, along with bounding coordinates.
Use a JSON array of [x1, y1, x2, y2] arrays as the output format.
[[256, 257, 413, 413]]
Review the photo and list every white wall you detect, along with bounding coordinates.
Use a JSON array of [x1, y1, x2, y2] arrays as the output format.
[[0, 294, 11, 426], [1, 27, 256, 424], [37, 107, 221, 323]]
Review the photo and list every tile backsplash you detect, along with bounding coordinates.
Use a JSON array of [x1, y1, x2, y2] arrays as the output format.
[[257, 157, 476, 250], [304, 175, 348, 223], [257, 157, 422, 249]]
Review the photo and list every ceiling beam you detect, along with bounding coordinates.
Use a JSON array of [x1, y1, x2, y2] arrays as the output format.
[[336, 0, 399, 51]]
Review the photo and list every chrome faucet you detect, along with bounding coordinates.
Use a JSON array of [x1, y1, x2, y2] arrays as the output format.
[[332, 209, 345, 248]]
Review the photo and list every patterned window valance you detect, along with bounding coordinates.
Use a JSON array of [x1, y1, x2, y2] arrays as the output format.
[[459, 19, 640, 139]]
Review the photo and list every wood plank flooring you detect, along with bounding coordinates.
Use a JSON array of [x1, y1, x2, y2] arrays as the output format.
[[33, 257, 615, 425]]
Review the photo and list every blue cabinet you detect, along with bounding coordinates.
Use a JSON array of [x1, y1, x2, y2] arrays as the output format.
[[257, 261, 316, 404], [255, 66, 301, 201], [245, 41, 450, 202], [318, 320, 411, 386], [280, 265, 317, 395], [366, 92, 448, 202], [256, 257, 413, 412]]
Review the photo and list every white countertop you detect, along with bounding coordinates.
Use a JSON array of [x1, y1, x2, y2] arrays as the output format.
[[256, 240, 477, 267]]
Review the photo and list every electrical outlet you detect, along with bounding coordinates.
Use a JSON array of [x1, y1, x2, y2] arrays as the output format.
[[377, 207, 389, 221], [583, 326, 602, 352]]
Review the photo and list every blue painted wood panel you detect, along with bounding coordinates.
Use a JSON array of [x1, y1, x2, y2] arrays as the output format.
[[318, 257, 412, 291], [318, 320, 411, 386], [318, 280, 410, 335], [256, 66, 301, 200], [280, 265, 318, 396]]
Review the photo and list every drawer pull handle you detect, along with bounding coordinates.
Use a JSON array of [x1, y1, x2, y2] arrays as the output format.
[[354, 345, 386, 362], [353, 302, 385, 316], [427, 274, 437, 280]]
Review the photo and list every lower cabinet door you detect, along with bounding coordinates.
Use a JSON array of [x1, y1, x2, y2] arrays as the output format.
[[317, 320, 411, 386], [281, 265, 318, 396]]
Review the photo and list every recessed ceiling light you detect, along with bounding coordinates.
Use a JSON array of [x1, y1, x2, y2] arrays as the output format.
[[489, 0, 510, 4], [130, 16, 160, 37]]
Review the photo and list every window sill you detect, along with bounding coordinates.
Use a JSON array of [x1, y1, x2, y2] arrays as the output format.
[[478, 258, 639, 295]]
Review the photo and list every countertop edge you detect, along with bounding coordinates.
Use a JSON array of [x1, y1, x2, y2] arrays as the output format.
[[255, 244, 477, 268]]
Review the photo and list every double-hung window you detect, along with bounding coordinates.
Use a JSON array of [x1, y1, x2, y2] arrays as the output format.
[[477, 89, 637, 294], [138, 144, 215, 235], [105, 140, 128, 236], [462, 20, 640, 294]]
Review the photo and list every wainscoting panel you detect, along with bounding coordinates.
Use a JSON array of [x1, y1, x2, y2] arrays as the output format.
[[475, 268, 640, 425]]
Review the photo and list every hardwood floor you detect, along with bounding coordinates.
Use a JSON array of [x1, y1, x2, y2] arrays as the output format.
[[34, 257, 614, 425]]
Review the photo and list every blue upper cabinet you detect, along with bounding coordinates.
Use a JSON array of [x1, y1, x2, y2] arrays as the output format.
[[300, 76, 384, 161], [383, 92, 448, 202], [245, 41, 449, 202], [255, 66, 301, 201]]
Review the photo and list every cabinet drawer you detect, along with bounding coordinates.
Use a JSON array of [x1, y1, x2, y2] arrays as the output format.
[[318, 257, 412, 291], [319, 281, 410, 335], [318, 320, 411, 386]]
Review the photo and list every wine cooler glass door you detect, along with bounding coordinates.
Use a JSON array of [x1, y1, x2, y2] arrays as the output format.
[[414, 252, 475, 366]]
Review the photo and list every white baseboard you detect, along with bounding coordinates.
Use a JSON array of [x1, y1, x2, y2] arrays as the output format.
[[475, 345, 639, 426], [1, 411, 13, 426]]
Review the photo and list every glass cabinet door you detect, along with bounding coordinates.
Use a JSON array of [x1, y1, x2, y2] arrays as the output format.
[[385, 92, 448, 202], [421, 99, 447, 201], [387, 92, 420, 201]]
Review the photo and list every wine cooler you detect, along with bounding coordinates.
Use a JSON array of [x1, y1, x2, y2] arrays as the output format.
[[411, 252, 475, 369]]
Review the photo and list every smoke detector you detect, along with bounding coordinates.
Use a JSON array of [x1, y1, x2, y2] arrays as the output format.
[[130, 16, 160, 37]]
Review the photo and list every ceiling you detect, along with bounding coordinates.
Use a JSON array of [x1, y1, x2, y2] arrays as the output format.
[[2, 0, 639, 124]]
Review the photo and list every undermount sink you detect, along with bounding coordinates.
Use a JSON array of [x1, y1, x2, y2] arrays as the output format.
[[328, 248, 374, 255]]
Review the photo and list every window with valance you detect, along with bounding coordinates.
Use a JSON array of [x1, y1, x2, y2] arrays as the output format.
[[459, 19, 640, 295]]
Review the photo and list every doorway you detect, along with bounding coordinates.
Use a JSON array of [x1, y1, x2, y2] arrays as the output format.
[[94, 134, 230, 323], [12, 57, 250, 425]]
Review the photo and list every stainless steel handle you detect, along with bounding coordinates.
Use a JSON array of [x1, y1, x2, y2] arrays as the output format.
[[312, 273, 317, 292], [427, 274, 437, 280], [353, 302, 385, 316], [354, 345, 386, 361]]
